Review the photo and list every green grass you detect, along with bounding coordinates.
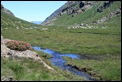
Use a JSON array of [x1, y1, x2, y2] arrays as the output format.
[[62, 56, 121, 81], [1, 57, 86, 81], [36, 50, 53, 59], [1, 1, 121, 56], [1, 1, 121, 81], [1, 23, 121, 81], [1, 11, 39, 29], [2, 24, 121, 55], [52, 2, 100, 26], [52, 1, 121, 26]]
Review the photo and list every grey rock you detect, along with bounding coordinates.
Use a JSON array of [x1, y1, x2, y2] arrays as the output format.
[[42, 1, 93, 26], [1, 4, 15, 16], [115, 8, 121, 15], [1, 36, 3, 40], [1, 76, 17, 81], [94, 7, 121, 24], [97, 1, 115, 13], [1, 36, 54, 70]]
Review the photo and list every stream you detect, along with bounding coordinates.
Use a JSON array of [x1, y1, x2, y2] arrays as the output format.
[[33, 46, 96, 81]]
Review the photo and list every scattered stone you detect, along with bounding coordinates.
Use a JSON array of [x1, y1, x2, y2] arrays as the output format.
[[115, 8, 121, 15], [1, 76, 17, 81], [102, 26, 108, 29], [1, 36, 3, 40], [97, 1, 114, 13], [30, 27, 33, 29], [16, 26, 19, 29], [68, 23, 105, 29], [42, 28, 48, 30], [94, 8, 121, 24], [25, 28, 28, 29]]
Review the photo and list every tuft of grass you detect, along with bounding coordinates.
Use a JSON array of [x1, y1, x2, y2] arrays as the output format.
[[2, 25, 121, 55], [62, 56, 121, 81], [1, 1, 121, 81], [1, 57, 86, 81], [36, 51, 53, 59]]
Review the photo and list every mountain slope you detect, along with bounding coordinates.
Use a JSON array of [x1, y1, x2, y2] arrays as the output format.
[[41, 1, 121, 26], [1, 4, 15, 16], [1, 4, 88, 81], [1, 4, 39, 29], [1, 1, 121, 81], [1, 11, 39, 29]]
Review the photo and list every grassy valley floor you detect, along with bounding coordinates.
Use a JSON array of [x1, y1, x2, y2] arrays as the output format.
[[1, 22, 121, 81], [1, 1, 121, 81], [1, 57, 86, 81]]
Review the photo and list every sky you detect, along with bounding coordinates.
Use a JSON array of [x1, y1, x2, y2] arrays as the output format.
[[1, 1, 67, 22]]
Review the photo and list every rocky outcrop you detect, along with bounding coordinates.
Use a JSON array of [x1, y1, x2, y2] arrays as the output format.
[[1, 4, 15, 16], [93, 8, 121, 24], [41, 1, 94, 26], [41, 1, 120, 26], [97, 1, 114, 13], [1, 36, 54, 70]]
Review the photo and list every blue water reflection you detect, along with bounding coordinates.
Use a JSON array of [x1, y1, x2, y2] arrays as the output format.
[[33, 46, 96, 81]]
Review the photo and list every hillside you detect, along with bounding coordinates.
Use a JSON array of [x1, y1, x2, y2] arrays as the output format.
[[1, 4, 14, 16], [1, 4, 39, 30], [1, 11, 39, 30], [1, 1, 121, 81], [1, 4, 89, 81], [42, 1, 121, 27]]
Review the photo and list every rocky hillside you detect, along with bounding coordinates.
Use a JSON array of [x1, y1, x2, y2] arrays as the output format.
[[42, 1, 95, 25], [41, 1, 121, 26], [1, 1, 121, 81], [1, 4, 15, 16]]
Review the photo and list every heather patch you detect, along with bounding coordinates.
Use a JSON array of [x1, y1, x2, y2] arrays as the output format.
[[5, 40, 33, 51]]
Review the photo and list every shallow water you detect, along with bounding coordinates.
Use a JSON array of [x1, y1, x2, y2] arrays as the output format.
[[33, 46, 96, 81]]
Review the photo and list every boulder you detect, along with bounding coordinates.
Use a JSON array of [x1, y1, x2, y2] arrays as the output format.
[[1, 42, 10, 58], [1, 36, 54, 70]]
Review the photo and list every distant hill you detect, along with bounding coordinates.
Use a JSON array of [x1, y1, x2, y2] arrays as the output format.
[[31, 21, 42, 25], [1, 2, 121, 81], [1, 4, 39, 29], [41, 1, 121, 26]]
